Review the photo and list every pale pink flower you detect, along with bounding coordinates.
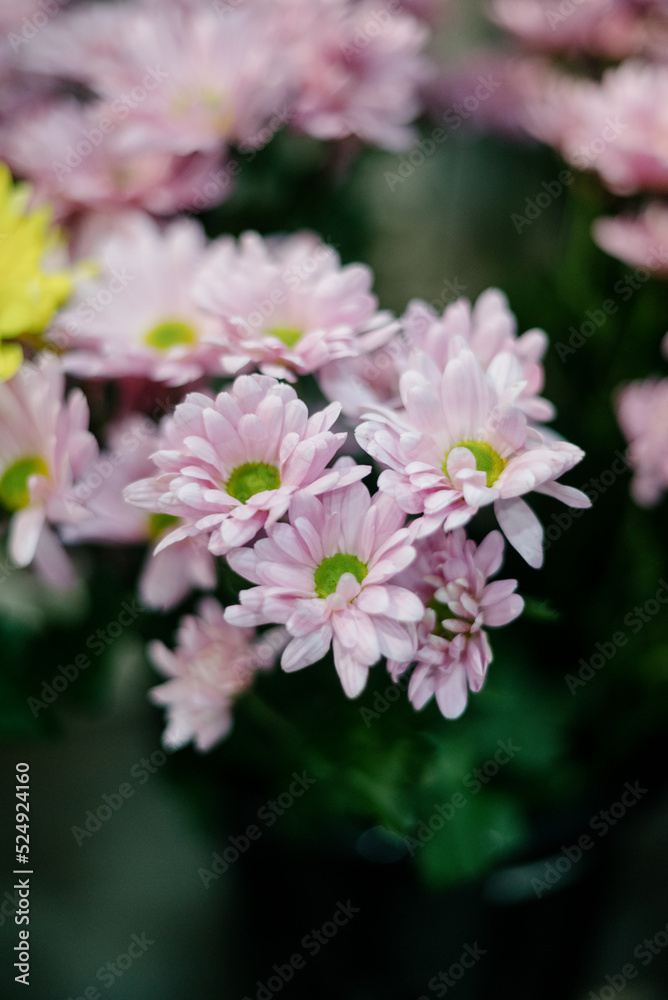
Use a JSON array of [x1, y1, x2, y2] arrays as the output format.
[[51, 210, 227, 386], [355, 346, 590, 568], [317, 334, 407, 419], [148, 598, 283, 751], [194, 231, 394, 381], [402, 289, 555, 422], [224, 470, 424, 698], [615, 377, 668, 506], [124, 374, 369, 556], [0, 354, 98, 586], [593, 204, 668, 275], [388, 529, 523, 719], [62, 416, 215, 610]]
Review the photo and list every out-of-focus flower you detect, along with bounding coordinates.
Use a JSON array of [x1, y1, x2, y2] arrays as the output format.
[[148, 598, 283, 751], [318, 333, 408, 419], [51, 210, 227, 386], [124, 374, 369, 556], [194, 231, 394, 381], [62, 415, 215, 610], [224, 469, 423, 698], [615, 377, 668, 506], [402, 288, 555, 422], [0, 163, 74, 379], [593, 204, 668, 275], [388, 529, 523, 719], [355, 346, 590, 568], [0, 355, 98, 586]]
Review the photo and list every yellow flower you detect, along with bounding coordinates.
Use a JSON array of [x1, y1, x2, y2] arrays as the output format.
[[0, 162, 74, 380]]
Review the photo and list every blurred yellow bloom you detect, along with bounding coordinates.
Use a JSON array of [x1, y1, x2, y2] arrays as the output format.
[[0, 162, 74, 380]]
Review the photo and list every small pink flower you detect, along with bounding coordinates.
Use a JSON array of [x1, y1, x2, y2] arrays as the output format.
[[224, 470, 424, 697], [615, 377, 668, 506], [355, 346, 590, 567], [593, 204, 668, 275], [52, 210, 228, 386], [194, 230, 394, 381], [124, 374, 369, 556], [388, 529, 523, 719], [148, 598, 284, 751], [0, 354, 98, 586]]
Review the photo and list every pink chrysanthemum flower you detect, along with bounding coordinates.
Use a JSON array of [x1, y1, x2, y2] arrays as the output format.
[[615, 377, 668, 506], [194, 230, 394, 381], [62, 416, 215, 610], [355, 346, 590, 568], [402, 288, 555, 423], [124, 374, 369, 556], [387, 529, 523, 719], [224, 470, 424, 698], [148, 598, 284, 751], [51, 210, 227, 386], [593, 204, 668, 275], [0, 355, 98, 586]]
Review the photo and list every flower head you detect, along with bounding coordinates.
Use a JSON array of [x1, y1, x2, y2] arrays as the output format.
[[224, 469, 424, 698], [124, 374, 369, 555], [615, 377, 668, 506], [388, 529, 523, 719]]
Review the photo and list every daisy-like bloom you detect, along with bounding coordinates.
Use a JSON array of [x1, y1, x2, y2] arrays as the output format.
[[402, 288, 555, 423], [224, 471, 424, 698], [593, 204, 668, 275], [0, 354, 98, 586], [148, 598, 284, 751], [194, 230, 395, 381], [62, 416, 215, 610], [388, 529, 523, 719], [615, 377, 668, 506], [355, 346, 590, 568], [0, 163, 75, 379], [124, 374, 370, 556], [51, 210, 227, 386]]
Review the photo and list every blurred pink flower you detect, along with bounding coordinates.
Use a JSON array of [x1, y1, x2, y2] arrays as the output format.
[[124, 374, 369, 556], [225, 470, 423, 698], [615, 377, 668, 506], [388, 529, 523, 719], [194, 230, 394, 381], [148, 598, 283, 751], [62, 415, 215, 610], [0, 355, 98, 586], [52, 210, 227, 386], [356, 346, 590, 567], [593, 204, 668, 275], [317, 334, 407, 419]]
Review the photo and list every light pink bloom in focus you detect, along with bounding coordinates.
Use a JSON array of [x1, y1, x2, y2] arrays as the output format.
[[124, 374, 369, 556], [355, 346, 590, 568], [194, 230, 394, 381], [388, 529, 523, 719], [593, 204, 668, 275], [225, 469, 424, 697], [148, 597, 284, 751], [0, 355, 98, 586], [51, 210, 227, 386], [615, 377, 668, 506]]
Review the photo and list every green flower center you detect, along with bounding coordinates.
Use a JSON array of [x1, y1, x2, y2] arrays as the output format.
[[268, 327, 301, 348], [226, 462, 281, 504], [148, 512, 179, 539], [314, 553, 367, 599], [443, 440, 506, 488], [144, 319, 197, 350], [0, 455, 49, 512]]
